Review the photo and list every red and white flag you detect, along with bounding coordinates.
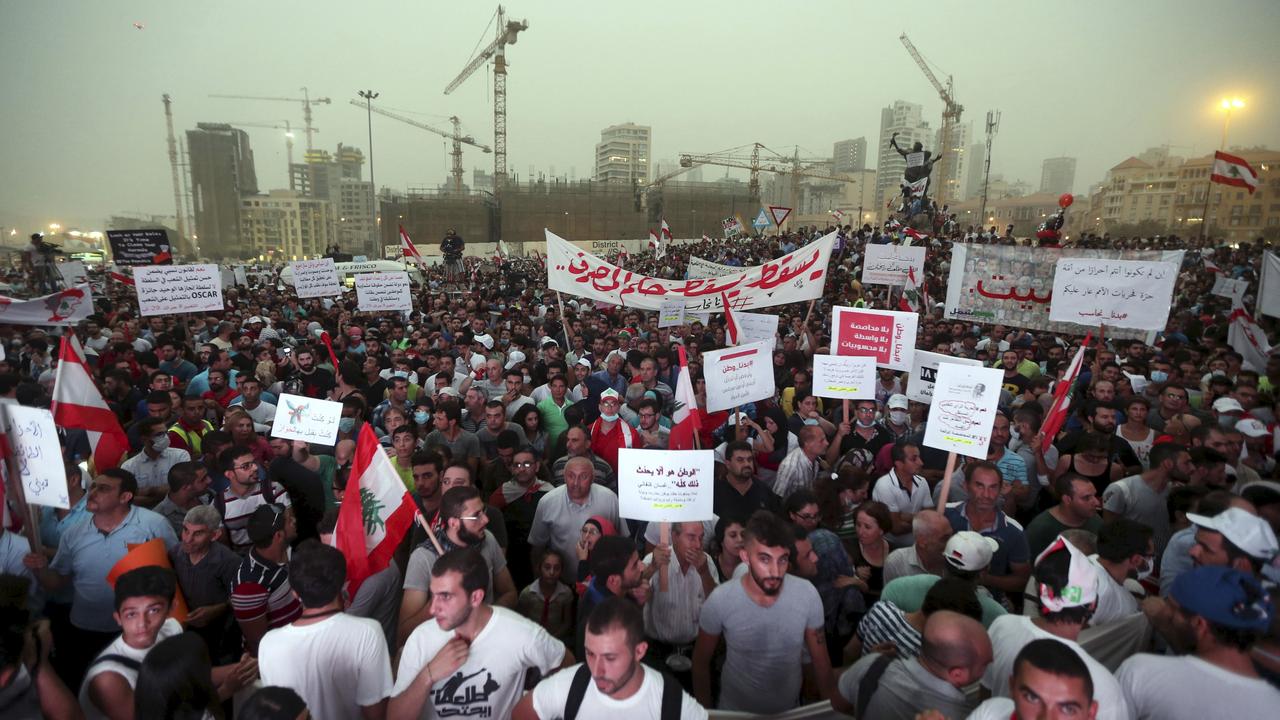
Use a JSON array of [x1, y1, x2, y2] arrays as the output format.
[[903, 227, 930, 244], [51, 335, 129, 471], [1211, 150, 1260, 194], [660, 219, 673, 242], [1203, 257, 1222, 274], [1229, 308, 1271, 373], [668, 345, 703, 450], [334, 424, 416, 595], [648, 229, 663, 259], [1041, 333, 1093, 453], [721, 292, 740, 345], [898, 267, 928, 314], [400, 225, 427, 267]]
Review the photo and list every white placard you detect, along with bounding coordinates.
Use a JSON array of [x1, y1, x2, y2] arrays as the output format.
[[1049, 258, 1179, 330], [812, 354, 876, 400], [4, 405, 69, 508], [734, 311, 780, 346], [687, 256, 740, 279], [134, 264, 224, 316], [270, 393, 343, 446], [702, 340, 775, 412], [234, 266, 248, 286], [56, 261, 88, 288], [220, 268, 236, 288], [922, 364, 1004, 459], [862, 245, 926, 286], [355, 271, 412, 312], [1211, 275, 1248, 305], [658, 301, 685, 328], [906, 351, 984, 404], [617, 448, 714, 523], [906, 152, 925, 168], [832, 306, 918, 371], [291, 258, 342, 298]]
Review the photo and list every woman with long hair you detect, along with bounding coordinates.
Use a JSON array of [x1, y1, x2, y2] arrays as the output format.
[[815, 467, 871, 552], [754, 406, 797, 489], [515, 403, 547, 458], [712, 516, 747, 580], [133, 632, 224, 720], [848, 501, 893, 606]]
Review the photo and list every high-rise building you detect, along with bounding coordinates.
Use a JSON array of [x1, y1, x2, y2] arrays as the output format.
[[965, 142, 986, 200], [934, 122, 970, 205], [1039, 157, 1077, 195], [239, 190, 332, 260], [187, 123, 258, 259], [594, 123, 651, 184], [289, 144, 375, 255], [875, 101, 932, 212], [832, 138, 867, 174]]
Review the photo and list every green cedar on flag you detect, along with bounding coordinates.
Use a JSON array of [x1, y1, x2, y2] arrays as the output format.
[[1210, 150, 1260, 194]]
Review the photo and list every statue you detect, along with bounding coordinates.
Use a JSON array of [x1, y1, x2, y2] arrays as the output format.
[[889, 133, 944, 221]]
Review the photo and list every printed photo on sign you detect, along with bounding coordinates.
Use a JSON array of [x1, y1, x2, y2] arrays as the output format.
[[290, 258, 342, 298], [4, 405, 69, 508], [906, 350, 983, 404], [702, 340, 775, 413], [922, 364, 1004, 459], [1048, 257, 1178, 331], [862, 245, 926, 286], [271, 394, 344, 446], [658, 301, 685, 328], [831, 306, 918, 371], [355, 271, 412, 312], [812, 354, 876, 400], [134, 264, 224, 317], [617, 448, 714, 523]]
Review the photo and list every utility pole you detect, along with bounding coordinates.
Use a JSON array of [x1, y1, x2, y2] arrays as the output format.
[[161, 94, 189, 258], [978, 109, 1001, 232], [358, 89, 379, 257]]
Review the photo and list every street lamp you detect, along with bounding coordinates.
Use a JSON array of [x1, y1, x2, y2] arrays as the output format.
[[358, 89, 379, 256], [1203, 97, 1246, 238], [1219, 98, 1245, 150]]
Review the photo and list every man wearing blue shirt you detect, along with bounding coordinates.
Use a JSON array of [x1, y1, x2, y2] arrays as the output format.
[[944, 460, 1031, 605]]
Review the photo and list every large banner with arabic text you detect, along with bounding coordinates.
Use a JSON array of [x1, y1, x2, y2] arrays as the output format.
[[548, 229, 836, 312], [943, 244, 1184, 339]]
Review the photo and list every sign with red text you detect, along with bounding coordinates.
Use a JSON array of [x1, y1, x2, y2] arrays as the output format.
[[702, 340, 775, 412], [812, 354, 876, 400], [923, 363, 1004, 459], [832, 306, 918, 371], [618, 448, 714, 523], [135, 264, 224, 316]]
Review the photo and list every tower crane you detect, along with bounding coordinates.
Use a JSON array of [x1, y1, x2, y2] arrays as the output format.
[[209, 87, 331, 151], [899, 34, 963, 205], [348, 100, 491, 195], [228, 120, 302, 169], [443, 5, 528, 192], [676, 144, 848, 226], [161, 94, 188, 257]]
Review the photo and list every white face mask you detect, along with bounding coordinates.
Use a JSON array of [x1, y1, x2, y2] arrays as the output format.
[[888, 411, 909, 426]]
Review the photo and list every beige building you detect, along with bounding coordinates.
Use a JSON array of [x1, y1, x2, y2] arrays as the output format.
[[594, 123, 651, 184], [1170, 149, 1280, 242], [792, 169, 879, 227], [1097, 155, 1182, 230], [240, 190, 333, 260]]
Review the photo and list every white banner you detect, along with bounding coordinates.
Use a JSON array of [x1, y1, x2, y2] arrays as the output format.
[[906, 350, 984, 404], [135, 264, 224, 316], [355, 271, 412, 312], [1259, 251, 1280, 319], [862, 245, 926, 286], [1048, 258, 1179, 330], [617, 448, 714, 523], [4, 405, 69, 508], [734, 311, 780, 345], [812, 354, 876, 400], [687, 256, 741, 279], [831, 306, 918, 371], [702, 341, 775, 412], [291, 258, 342, 298], [923, 364, 1005, 459], [0, 285, 94, 326], [658, 301, 685, 328], [270, 393, 343, 446], [547, 229, 837, 312]]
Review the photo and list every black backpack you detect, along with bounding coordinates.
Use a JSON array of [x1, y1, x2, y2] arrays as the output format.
[[563, 664, 682, 720]]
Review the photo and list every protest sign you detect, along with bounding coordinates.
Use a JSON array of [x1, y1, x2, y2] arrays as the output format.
[[1259, 251, 1280, 319], [0, 285, 93, 326], [56, 261, 88, 288], [812, 354, 876, 400], [734, 311, 780, 345], [134, 264, 223, 316], [906, 350, 984, 404], [702, 341, 775, 412], [107, 229, 173, 266], [1048, 257, 1178, 330], [657, 301, 685, 328], [1211, 275, 1248, 305], [270, 394, 343, 446], [832, 306, 918, 371], [687, 256, 740, 279], [906, 152, 925, 168], [722, 217, 744, 238], [290, 258, 342, 298], [617, 448, 713, 523], [4, 405, 69, 508], [922, 364, 1004, 459], [220, 268, 236, 288], [548, 229, 836, 312], [355, 271, 412, 312], [234, 267, 248, 287], [862, 245, 926, 286]]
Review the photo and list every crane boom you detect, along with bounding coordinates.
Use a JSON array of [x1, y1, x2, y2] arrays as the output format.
[[229, 121, 301, 169], [209, 88, 331, 151], [898, 33, 963, 205], [350, 100, 491, 194], [678, 144, 855, 226]]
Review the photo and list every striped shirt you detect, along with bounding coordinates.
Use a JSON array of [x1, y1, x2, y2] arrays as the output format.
[[219, 483, 291, 554], [231, 549, 302, 630], [772, 447, 820, 498], [856, 600, 922, 660], [642, 552, 719, 645]]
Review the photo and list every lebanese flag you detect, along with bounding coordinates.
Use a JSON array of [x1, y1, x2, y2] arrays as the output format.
[[669, 345, 710, 450], [109, 271, 135, 286], [660, 219, 673, 242], [1203, 257, 1223, 274], [51, 335, 129, 472], [648, 229, 662, 259], [1041, 333, 1093, 453], [721, 292, 740, 345], [334, 424, 416, 595], [1211, 151, 1260, 194], [1229, 308, 1271, 372], [903, 227, 929, 244], [898, 267, 927, 313], [400, 225, 426, 267]]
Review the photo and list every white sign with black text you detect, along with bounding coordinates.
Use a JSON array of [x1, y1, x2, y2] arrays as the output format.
[[702, 341, 775, 412], [922, 364, 1004, 459], [617, 448, 714, 523]]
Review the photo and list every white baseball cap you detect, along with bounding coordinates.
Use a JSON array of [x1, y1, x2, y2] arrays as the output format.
[[1212, 397, 1244, 414], [887, 394, 909, 410], [504, 350, 527, 370], [1236, 418, 1270, 438], [473, 334, 494, 350], [1188, 507, 1280, 560], [944, 531, 999, 572]]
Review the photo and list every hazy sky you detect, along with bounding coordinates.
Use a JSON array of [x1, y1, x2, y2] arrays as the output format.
[[3, 0, 1278, 233]]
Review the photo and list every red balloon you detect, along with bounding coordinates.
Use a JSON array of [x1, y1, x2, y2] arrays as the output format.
[[1058, 193, 1074, 208]]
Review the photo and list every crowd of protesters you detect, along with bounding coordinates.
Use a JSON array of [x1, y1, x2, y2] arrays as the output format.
[[0, 220, 1278, 719]]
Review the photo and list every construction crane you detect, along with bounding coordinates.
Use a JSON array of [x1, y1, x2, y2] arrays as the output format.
[[229, 121, 302, 169], [348, 100, 491, 195], [209, 87, 331, 151], [899, 33, 963, 205], [161, 94, 188, 257], [677, 144, 848, 225], [444, 5, 528, 192]]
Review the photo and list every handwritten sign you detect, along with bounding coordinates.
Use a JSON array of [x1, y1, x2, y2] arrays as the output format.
[[56, 261, 88, 288], [291, 258, 342, 298], [687, 256, 740, 279], [617, 448, 713, 523], [702, 341, 775, 412], [812, 354, 876, 400], [355, 271, 412, 312], [922, 363, 1004, 459], [734, 311, 780, 345], [832, 306, 918, 371], [905, 152, 925, 168], [270, 393, 343, 446], [134, 264, 224, 316], [1211, 275, 1248, 305], [4, 405, 69, 508], [906, 350, 983, 404], [658, 301, 686, 328], [107, 229, 172, 266], [862, 245, 926, 286], [1048, 258, 1178, 330]]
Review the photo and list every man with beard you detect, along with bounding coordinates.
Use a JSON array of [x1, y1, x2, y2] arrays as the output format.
[[391, 548, 570, 720], [289, 348, 335, 400], [1056, 401, 1141, 474], [1102, 442, 1193, 556], [489, 447, 553, 589], [692, 510, 850, 715]]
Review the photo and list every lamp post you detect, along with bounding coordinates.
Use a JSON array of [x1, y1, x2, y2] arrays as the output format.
[[1220, 97, 1244, 151], [358, 89, 379, 257], [1202, 98, 1245, 239]]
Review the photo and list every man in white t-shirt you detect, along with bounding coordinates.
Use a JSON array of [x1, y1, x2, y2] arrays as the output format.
[[392, 547, 570, 720], [872, 442, 933, 547], [1089, 518, 1152, 625], [515, 596, 707, 720], [258, 541, 394, 719], [968, 637, 1099, 720]]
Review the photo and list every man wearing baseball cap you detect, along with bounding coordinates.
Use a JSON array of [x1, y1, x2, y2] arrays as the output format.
[[588, 388, 640, 476], [879, 531, 1009, 628], [1117, 566, 1280, 718], [1188, 506, 1279, 577]]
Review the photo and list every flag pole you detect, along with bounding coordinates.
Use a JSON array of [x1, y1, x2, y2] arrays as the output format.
[[555, 291, 573, 350], [935, 451, 959, 508], [657, 521, 670, 594], [415, 513, 445, 555]]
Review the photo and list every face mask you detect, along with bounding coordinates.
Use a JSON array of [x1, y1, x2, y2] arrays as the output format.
[[339, 417, 355, 433], [1135, 557, 1153, 582], [414, 411, 430, 425], [523, 374, 532, 384], [856, 419, 876, 428], [889, 411, 910, 426], [600, 412, 620, 423], [1150, 370, 1168, 383], [803, 418, 820, 426], [151, 434, 170, 451]]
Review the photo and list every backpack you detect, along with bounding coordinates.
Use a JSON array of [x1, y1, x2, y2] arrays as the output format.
[[563, 663, 681, 720], [855, 653, 896, 719]]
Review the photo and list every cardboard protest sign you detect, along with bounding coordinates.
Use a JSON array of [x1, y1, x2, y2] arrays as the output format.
[[4, 405, 69, 508], [658, 301, 685, 328], [617, 448, 713, 523], [107, 229, 173, 266], [355, 271, 412, 312], [270, 394, 343, 446], [722, 217, 744, 238], [862, 245, 926, 286], [702, 341, 775, 412], [832, 306, 918, 371], [734, 311, 780, 345], [906, 350, 984, 404], [812, 354, 876, 400], [290, 258, 342, 298], [922, 363, 1004, 459], [1048, 258, 1178, 330], [134, 264, 223, 316]]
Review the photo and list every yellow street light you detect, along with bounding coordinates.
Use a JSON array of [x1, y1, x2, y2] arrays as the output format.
[[1221, 98, 1245, 109], [1218, 98, 1245, 150]]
